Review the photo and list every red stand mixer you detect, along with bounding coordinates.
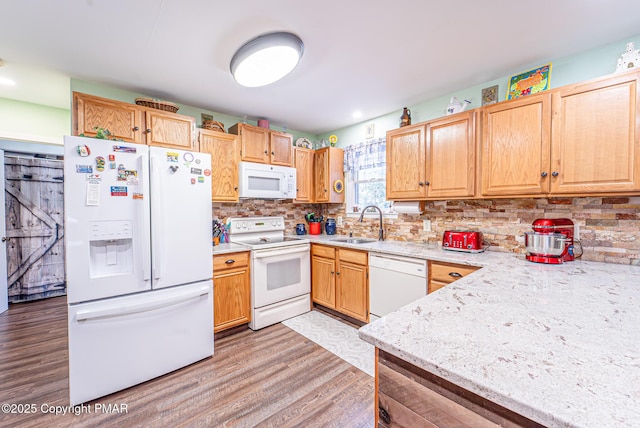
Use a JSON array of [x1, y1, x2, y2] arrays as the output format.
[[525, 218, 575, 264]]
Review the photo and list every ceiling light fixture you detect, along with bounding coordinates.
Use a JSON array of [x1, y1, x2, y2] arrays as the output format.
[[352, 111, 363, 119], [0, 59, 15, 86], [230, 32, 304, 87]]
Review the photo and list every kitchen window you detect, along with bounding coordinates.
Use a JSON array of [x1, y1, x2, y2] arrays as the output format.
[[343, 138, 395, 217]]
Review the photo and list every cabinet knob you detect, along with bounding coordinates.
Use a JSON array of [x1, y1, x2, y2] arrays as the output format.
[[146, 128, 151, 133], [264, 150, 268, 155], [425, 181, 430, 186], [541, 171, 548, 177], [419, 181, 424, 186], [330, 271, 335, 275], [225, 259, 235, 264], [552, 171, 559, 177], [234, 187, 238, 191], [271, 151, 275, 155], [449, 272, 463, 278], [133, 126, 139, 131], [336, 272, 341, 276]]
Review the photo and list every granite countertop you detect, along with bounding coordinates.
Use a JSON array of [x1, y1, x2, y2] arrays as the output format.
[[318, 234, 640, 428], [211, 242, 250, 255]]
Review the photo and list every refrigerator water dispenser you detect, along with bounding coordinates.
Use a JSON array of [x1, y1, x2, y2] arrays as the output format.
[[88, 220, 134, 278]]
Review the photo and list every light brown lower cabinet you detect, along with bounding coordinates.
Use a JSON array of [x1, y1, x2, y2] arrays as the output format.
[[311, 244, 369, 322], [213, 251, 251, 333], [377, 349, 543, 428], [428, 261, 480, 294]]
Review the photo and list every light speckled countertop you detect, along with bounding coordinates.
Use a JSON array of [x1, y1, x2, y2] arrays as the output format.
[[303, 235, 640, 428], [211, 242, 250, 255]]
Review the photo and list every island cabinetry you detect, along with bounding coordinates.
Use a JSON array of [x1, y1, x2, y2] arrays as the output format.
[[550, 71, 640, 194], [481, 93, 551, 197], [213, 251, 251, 333], [377, 349, 543, 427], [311, 244, 368, 322], [314, 147, 344, 203], [428, 261, 479, 294], [73, 91, 196, 149], [198, 129, 239, 202], [294, 147, 314, 202], [228, 123, 293, 166]]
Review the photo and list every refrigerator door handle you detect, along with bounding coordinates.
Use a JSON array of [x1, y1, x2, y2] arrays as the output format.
[[75, 286, 210, 321], [150, 154, 162, 281], [139, 154, 152, 282]]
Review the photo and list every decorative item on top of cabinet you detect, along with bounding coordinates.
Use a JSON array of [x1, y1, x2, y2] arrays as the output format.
[[428, 260, 480, 294], [311, 244, 369, 322], [314, 146, 344, 203], [213, 251, 251, 333], [616, 42, 640, 72], [294, 147, 314, 203], [399, 107, 411, 127], [228, 122, 294, 166], [198, 128, 239, 202], [73, 92, 196, 150]]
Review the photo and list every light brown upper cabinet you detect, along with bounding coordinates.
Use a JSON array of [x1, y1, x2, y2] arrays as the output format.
[[314, 147, 344, 203], [294, 147, 314, 203], [481, 93, 551, 197], [73, 92, 196, 150], [228, 123, 294, 167], [386, 111, 476, 200], [198, 129, 239, 202], [550, 71, 640, 194]]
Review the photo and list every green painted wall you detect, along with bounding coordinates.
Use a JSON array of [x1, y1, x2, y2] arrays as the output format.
[[321, 34, 640, 147], [70, 79, 317, 143], [0, 97, 70, 145]]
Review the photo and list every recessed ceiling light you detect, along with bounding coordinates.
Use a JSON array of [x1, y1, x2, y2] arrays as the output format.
[[352, 111, 363, 119], [230, 32, 304, 87], [0, 76, 15, 86]]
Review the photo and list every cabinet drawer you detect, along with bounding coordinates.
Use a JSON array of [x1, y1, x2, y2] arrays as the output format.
[[338, 248, 368, 265], [430, 262, 479, 284], [213, 251, 250, 271], [311, 244, 335, 259]]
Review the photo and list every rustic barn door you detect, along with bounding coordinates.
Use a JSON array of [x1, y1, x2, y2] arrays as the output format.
[[4, 155, 65, 302], [0, 150, 7, 313]]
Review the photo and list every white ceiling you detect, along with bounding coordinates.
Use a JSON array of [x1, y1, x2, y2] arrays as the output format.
[[1, 0, 640, 135]]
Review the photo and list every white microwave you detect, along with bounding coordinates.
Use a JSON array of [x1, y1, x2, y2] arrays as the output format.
[[238, 161, 297, 199]]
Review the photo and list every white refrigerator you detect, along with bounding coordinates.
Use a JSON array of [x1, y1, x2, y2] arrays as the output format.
[[63, 135, 213, 405]]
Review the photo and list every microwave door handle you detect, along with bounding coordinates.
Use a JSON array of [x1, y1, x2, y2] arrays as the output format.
[[253, 246, 309, 259]]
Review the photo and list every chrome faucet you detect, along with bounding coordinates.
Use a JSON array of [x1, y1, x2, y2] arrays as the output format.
[[358, 205, 384, 241]]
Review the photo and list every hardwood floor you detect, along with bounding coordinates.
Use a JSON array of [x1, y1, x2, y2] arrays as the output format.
[[0, 297, 374, 427]]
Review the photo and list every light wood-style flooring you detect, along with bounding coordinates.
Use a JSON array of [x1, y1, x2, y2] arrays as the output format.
[[0, 296, 374, 427]]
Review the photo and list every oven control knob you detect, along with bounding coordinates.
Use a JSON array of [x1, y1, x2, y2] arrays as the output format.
[[235, 223, 241, 229], [241, 222, 247, 229], [277, 220, 282, 226]]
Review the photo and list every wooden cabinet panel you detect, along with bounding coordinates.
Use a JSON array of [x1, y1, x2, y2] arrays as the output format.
[[144, 109, 195, 149], [294, 147, 314, 202], [270, 131, 294, 166], [427, 112, 476, 198], [386, 124, 427, 200], [551, 72, 640, 194], [311, 244, 336, 259], [199, 129, 239, 202], [73, 92, 143, 143], [428, 261, 479, 294], [338, 248, 368, 265], [481, 94, 551, 196], [336, 261, 368, 322], [229, 123, 269, 164], [314, 147, 344, 203], [311, 254, 336, 309], [213, 251, 251, 333]]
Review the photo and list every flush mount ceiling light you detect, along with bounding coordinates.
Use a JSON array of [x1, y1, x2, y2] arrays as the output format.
[[230, 32, 304, 87], [0, 58, 15, 86]]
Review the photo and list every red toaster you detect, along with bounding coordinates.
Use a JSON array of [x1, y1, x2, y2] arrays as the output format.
[[442, 230, 485, 252]]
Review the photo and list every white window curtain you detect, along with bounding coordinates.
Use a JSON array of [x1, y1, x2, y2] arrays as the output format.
[[343, 138, 386, 178]]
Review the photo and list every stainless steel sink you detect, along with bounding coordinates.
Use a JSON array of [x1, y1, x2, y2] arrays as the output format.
[[331, 238, 377, 244]]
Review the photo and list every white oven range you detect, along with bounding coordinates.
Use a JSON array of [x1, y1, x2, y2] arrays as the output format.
[[227, 216, 310, 330]]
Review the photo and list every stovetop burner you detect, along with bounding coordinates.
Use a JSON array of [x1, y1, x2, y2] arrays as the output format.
[[227, 216, 310, 249]]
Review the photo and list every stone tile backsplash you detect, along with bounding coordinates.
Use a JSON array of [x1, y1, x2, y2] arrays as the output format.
[[213, 197, 640, 265]]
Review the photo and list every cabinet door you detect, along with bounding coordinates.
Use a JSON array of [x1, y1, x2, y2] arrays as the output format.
[[336, 261, 368, 322], [481, 94, 551, 196], [235, 124, 269, 163], [314, 148, 330, 202], [74, 92, 143, 143], [213, 266, 251, 332], [144, 109, 195, 149], [294, 148, 314, 202], [311, 255, 336, 309], [551, 72, 640, 194], [198, 130, 239, 202], [386, 124, 427, 200], [270, 131, 294, 166], [427, 111, 476, 198]]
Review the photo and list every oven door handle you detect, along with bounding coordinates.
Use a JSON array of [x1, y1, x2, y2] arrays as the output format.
[[253, 246, 309, 259]]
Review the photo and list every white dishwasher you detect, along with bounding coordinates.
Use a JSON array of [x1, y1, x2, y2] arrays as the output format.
[[369, 253, 428, 321]]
